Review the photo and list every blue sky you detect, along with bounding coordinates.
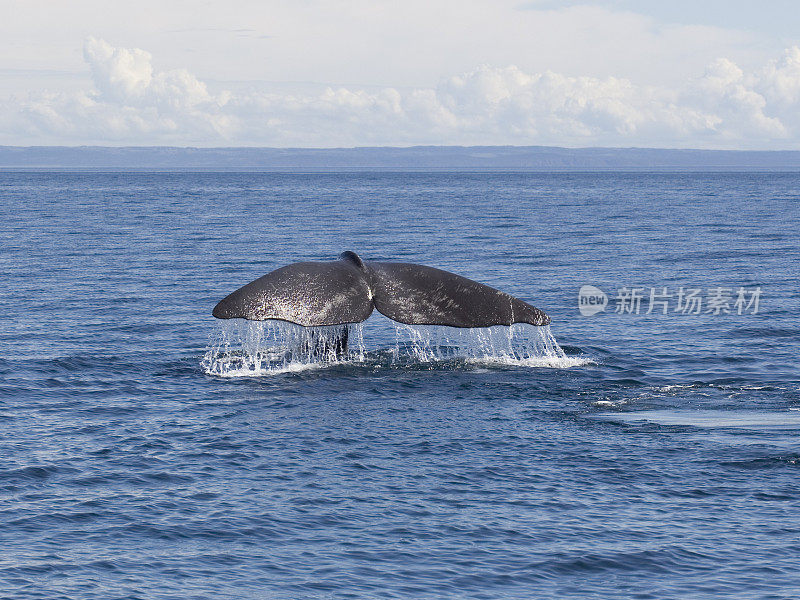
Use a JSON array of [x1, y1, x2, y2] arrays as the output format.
[[532, 0, 800, 38], [2, 1, 800, 148]]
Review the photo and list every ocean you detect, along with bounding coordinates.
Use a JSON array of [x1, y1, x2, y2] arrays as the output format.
[[1, 170, 798, 599]]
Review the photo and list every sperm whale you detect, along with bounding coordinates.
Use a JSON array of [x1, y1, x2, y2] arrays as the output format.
[[212, 251, 551, 329]]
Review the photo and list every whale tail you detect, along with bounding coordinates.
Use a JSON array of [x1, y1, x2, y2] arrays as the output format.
[[212, 251, 551, 328]]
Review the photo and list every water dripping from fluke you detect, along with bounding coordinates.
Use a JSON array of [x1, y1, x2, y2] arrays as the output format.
[[391, 323, 593, 369], [201, 320, 365, 377], [201, 320, 592, 377]]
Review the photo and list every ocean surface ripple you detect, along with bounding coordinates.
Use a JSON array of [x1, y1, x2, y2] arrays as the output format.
[[1, 171, 799, 599]]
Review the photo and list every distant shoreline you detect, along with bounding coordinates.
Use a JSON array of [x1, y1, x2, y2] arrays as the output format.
[[2, 145, 800, 171]]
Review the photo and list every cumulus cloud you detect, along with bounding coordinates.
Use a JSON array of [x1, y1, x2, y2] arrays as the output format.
[[4, 38, 800, 148]]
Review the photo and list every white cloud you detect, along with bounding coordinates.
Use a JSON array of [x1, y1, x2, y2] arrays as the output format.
[[757, 46, 800, 136], [8, 38, 233, 144], [83, 37, 154, 103], [4, 38, 800, 148], [682, 58, 786, 141], [0, 2, 760, 90]]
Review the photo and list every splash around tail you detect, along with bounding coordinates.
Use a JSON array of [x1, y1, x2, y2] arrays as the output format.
[[201, 320, 365, 377], [201, 319, 591, 377]]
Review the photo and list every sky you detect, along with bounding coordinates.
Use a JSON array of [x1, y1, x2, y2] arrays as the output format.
[[2, 0, 800, 148]]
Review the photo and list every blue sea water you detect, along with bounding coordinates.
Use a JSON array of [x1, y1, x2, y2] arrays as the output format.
[[0, 170, 799, 599]]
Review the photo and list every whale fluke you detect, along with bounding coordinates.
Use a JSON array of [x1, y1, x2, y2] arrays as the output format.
[[211, 257, 373, 326], [212, 251, 550, 328]]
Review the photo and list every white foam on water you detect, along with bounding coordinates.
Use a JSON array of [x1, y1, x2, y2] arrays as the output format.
[[202, 320, 591, 377], [592, 398, 628, 408]]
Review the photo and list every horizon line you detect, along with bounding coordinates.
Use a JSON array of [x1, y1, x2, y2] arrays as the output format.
[[2, 144, 800, 153]]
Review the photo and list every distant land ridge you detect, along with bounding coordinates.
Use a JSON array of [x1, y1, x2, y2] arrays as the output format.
[[2, 145, 800, 170]]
